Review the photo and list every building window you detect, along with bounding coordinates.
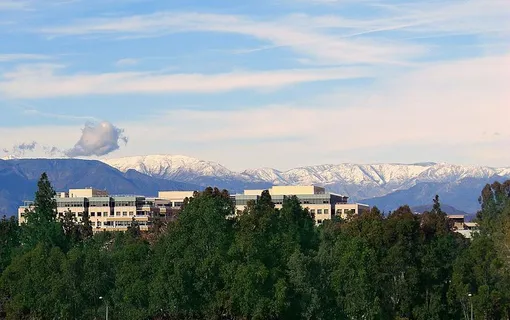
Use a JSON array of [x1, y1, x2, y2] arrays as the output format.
[[96, 212, 101, 217], [336, 209, 342, 214], [97, 221, 101, 227], [324, 209, 329, 215], [310, 209, 315, 214], [129, 211, 134, 216], [317, 219, 323, 224], [90, 212, 95, 217], [122, 212, 127, 216], [317, 209, 322, 214]]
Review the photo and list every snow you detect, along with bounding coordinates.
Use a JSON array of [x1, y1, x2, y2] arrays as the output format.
[[103, 154, 510, 191]]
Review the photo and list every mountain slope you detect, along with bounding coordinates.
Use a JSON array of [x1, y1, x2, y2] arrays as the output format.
[[363, 177, 508, 214], [411, 204, 469, 215], [0, 159, 198, 216], [2, 155, 509, 216], [104, 155, 272, 192], [103, 155, 510, 208]]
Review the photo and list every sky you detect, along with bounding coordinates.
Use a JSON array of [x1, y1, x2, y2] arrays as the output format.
[[0, 0, 509, 171]]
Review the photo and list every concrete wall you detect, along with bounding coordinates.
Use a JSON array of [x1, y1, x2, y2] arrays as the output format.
[[334, 203, 370, 219], [69, 188, 108, 198]]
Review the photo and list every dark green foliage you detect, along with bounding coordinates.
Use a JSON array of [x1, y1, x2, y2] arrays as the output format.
[[20, 173, 66, 250], [2, 180, 510, 319], [0, 216, 20, 273], [149, 187, 234, 319], [127, 216, 142, 239]]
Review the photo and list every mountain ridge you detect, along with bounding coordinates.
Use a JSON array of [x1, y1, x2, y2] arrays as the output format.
[[0, 158, 198, 216], [1, 155, 509, 217], [101, 154, 510, 213]]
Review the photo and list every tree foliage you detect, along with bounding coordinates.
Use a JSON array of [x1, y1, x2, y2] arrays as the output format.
[[2, 174, 510, 319]]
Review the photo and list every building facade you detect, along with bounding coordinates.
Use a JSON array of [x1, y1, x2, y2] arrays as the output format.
[[18, 188, 196, 232], [447, 214, 479, 239], [234, 185, 369, 224], [18, 186, 369, 230]]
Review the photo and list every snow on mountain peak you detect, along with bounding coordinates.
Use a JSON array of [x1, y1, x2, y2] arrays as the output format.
[[103, 154, 510, 198], [103, 154, 242, 182]]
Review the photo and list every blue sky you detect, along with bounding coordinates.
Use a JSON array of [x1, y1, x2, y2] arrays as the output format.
[[0, 0, 509, 170]]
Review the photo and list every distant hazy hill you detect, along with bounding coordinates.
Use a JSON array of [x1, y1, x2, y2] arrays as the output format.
[[0, 159, 198, 217], [411, 204, 469, 215], [362, 177, 503, 214]]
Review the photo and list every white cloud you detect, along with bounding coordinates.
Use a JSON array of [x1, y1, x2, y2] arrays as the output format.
[[0, 121, 128, 159], [1, 53, 508, 168], [65, 121, 128, 157], [0, 0, 29, 10], [109, 53, 510, 169], [39, 12, 425, 66], [0, 64, 371, 98], [115, 58, 138, 67], [36, 0, 510, 67], [1, 54, 508, 168], [0, 54, 50, 62]]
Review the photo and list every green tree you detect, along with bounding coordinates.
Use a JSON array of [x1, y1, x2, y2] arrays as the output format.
[[109, 232, 151, 320], [381, 206, 422, 319], [126, 216, 141, 239], [21, 173, 65, 250], [0, 216, 20, 273], [79, 211, 93, 241], [150, 187, 234, 319], [0, 216, 20, 317], [0, 244, 68, 319]]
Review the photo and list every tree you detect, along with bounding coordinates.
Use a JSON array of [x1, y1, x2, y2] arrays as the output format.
[[0, 216, 20, 318], [0, 216, 20, 273], [126, 217, 141, 239], [79, 211, 93, 241], [227, 190, 283, 319], [21, 173, 65, 250], [110, 232, 151, 320], [381, 206, 422, 319], [0, 244, 69, 319], [150, 187, 234, 319]]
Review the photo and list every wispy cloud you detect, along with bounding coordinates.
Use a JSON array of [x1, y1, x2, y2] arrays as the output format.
[[0, 64, 371, 98], [39, 12, 425, 66], [1, 54, 508, 167], [0, 54, 50, 62], [22, 108, 98, 122], [0, 0, 30, 10], [36, 0, 510, 66], [109, 53, 509, 168], [115, 58, 138, 67]]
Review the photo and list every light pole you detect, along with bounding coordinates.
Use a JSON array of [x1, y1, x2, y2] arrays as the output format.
[[468, 293, 473, 320], [99, 296, 108, 320]]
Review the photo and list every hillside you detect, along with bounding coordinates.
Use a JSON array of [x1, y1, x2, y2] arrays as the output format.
[[2, 155, 509, 216], [103, 155, 510, 212], [0, 159, 197, 216]]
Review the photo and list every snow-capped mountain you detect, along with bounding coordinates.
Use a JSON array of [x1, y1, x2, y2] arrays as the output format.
[[104, 155, 245, 182], [1, 155, 508, 215], [103, 155, 510, 210]]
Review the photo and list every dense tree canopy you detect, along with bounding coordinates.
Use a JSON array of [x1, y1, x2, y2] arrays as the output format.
[[1, 173, 510, 319]]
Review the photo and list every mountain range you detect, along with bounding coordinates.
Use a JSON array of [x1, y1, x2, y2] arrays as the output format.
[[104, 155, 510, 213], [0, 158, 197, 216], [1, 154, 509, 217]]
